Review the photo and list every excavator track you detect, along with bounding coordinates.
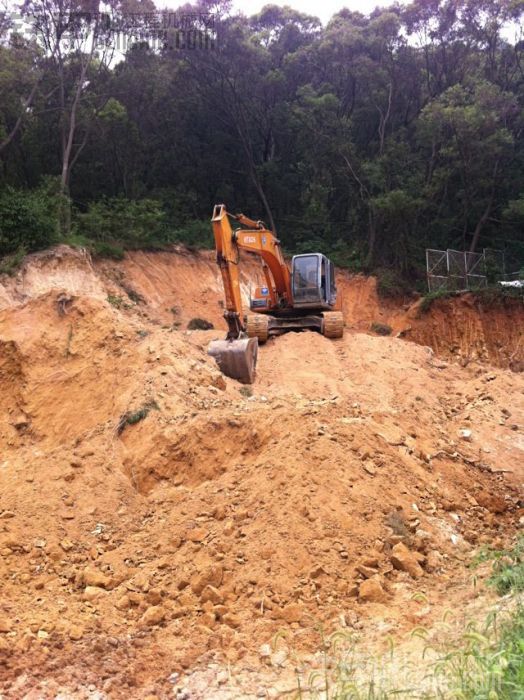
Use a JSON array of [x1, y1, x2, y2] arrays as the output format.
[[246, 314, 269, 343], [322, 311, 344, 339]]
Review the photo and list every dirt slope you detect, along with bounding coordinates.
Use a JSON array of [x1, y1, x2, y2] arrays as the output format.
[[0, 246, 522, 698], [1, 245, 522, 369]]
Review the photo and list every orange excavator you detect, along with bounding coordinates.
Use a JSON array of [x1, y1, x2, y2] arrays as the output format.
[[208, 204, 344, 383]]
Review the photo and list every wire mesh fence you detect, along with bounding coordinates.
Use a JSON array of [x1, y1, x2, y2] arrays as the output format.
[[426, 248, 502, 292], [426, 249, 449, 292]]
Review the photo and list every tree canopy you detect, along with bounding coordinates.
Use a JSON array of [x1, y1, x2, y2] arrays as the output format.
[[1, 0, 523, 283]]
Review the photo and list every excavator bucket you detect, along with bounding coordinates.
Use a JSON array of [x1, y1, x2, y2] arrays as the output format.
[[208, 337, 258, 384]]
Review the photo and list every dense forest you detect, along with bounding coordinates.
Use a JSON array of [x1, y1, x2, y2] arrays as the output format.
[[0, 0, 523, 287]]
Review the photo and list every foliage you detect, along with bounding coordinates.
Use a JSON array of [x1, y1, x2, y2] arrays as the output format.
[[91, 241, 125, 260], [0, 246, 26, 275], [429, 605, 524, 699], [0, 1, 523, 279], [375, 268, 414, 298], [78, 198, 167, 249], [474, 536, 524, 596], [290, 538, 524, 698], [418, 289, 459, 314], [116, 400, 159, 434], [0, 182, 62, 256], [107, 294, 125, 309], [430, 537, 524, 698], [170, 221, 213, 250], [473, 286, 524, 307]]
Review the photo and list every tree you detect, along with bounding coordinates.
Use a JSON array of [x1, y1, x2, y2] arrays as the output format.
[[21, 0, 116, 232], [419, 80, 519, 252]]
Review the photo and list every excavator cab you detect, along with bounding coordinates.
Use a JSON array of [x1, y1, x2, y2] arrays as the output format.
[[291, 254, 337, 309]]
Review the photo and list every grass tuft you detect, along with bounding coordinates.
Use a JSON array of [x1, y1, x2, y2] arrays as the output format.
[[291, 537, 524, 698], [473, 536, 524, 596], [370, 322, 393, 336], [116, 400, 159, 435]]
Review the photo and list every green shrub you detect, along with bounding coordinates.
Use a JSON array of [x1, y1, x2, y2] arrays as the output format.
[[63, 233, 91, 249], [0, 183, 61, 256], [432, 537, 524, 697], [475, 536, 524, 596], [117, 400, 159, 434], [473, 285, 524, 307], [0, 246, 26, 275], [91, 240, 125, 260], [78, 198, 166, 248], [169, 220, 212, 249], [107, 294, 125, 308], [418, 289, 455, 314], [419, 286, 523, 316], [328, 240, 366, 271], [375, 267, 413, 298]]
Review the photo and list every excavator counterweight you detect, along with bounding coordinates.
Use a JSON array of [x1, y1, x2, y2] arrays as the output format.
[[208, 204, 343, 383]]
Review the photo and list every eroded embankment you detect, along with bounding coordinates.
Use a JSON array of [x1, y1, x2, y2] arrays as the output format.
[[1, 245, 521, 370], [401, 294, 524, 371]]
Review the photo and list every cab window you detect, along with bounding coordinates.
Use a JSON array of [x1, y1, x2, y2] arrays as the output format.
[[294, 256, 319, 289]]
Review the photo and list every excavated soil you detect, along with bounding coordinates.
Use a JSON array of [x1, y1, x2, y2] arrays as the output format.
[[0, 246, 522, 699]]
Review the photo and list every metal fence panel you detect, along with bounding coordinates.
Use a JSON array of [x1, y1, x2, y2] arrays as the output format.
[[426, 248, 497, 292], [465, 251, 487, 289], [447, 249, 467, 290], [426, 249, 449, 291]]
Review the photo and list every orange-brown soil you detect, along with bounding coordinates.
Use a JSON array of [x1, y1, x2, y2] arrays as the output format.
[[0, 246, 522, 698]]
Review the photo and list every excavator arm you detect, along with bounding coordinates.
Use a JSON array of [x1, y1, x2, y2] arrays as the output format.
[[211, 203, 292, 339], [211, 205, 244, 339], [208, 203, 293, 384]]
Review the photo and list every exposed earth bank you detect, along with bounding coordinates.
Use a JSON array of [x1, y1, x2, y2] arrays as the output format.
[[0, 246, 522, 698]]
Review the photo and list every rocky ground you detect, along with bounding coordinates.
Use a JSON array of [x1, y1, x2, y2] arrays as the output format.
[[0, 246, 522, 699]]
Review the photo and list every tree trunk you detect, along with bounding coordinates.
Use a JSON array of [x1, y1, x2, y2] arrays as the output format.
[[234, 104, 277, 233], [365, 207, 376, 268], [469, 194, 495, 253], [377, 82, 393, 156], [0, 80, 40, 155], [469, 161, 499, 253]]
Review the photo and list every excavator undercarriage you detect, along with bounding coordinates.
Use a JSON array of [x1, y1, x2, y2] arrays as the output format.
[[246, 310, 344, 342]]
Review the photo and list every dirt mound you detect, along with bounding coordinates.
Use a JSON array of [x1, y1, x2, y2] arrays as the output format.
[[0, 247, 522, 698]]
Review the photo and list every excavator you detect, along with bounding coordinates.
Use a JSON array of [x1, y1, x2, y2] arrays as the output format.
[[208, 204, 344, 383]]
